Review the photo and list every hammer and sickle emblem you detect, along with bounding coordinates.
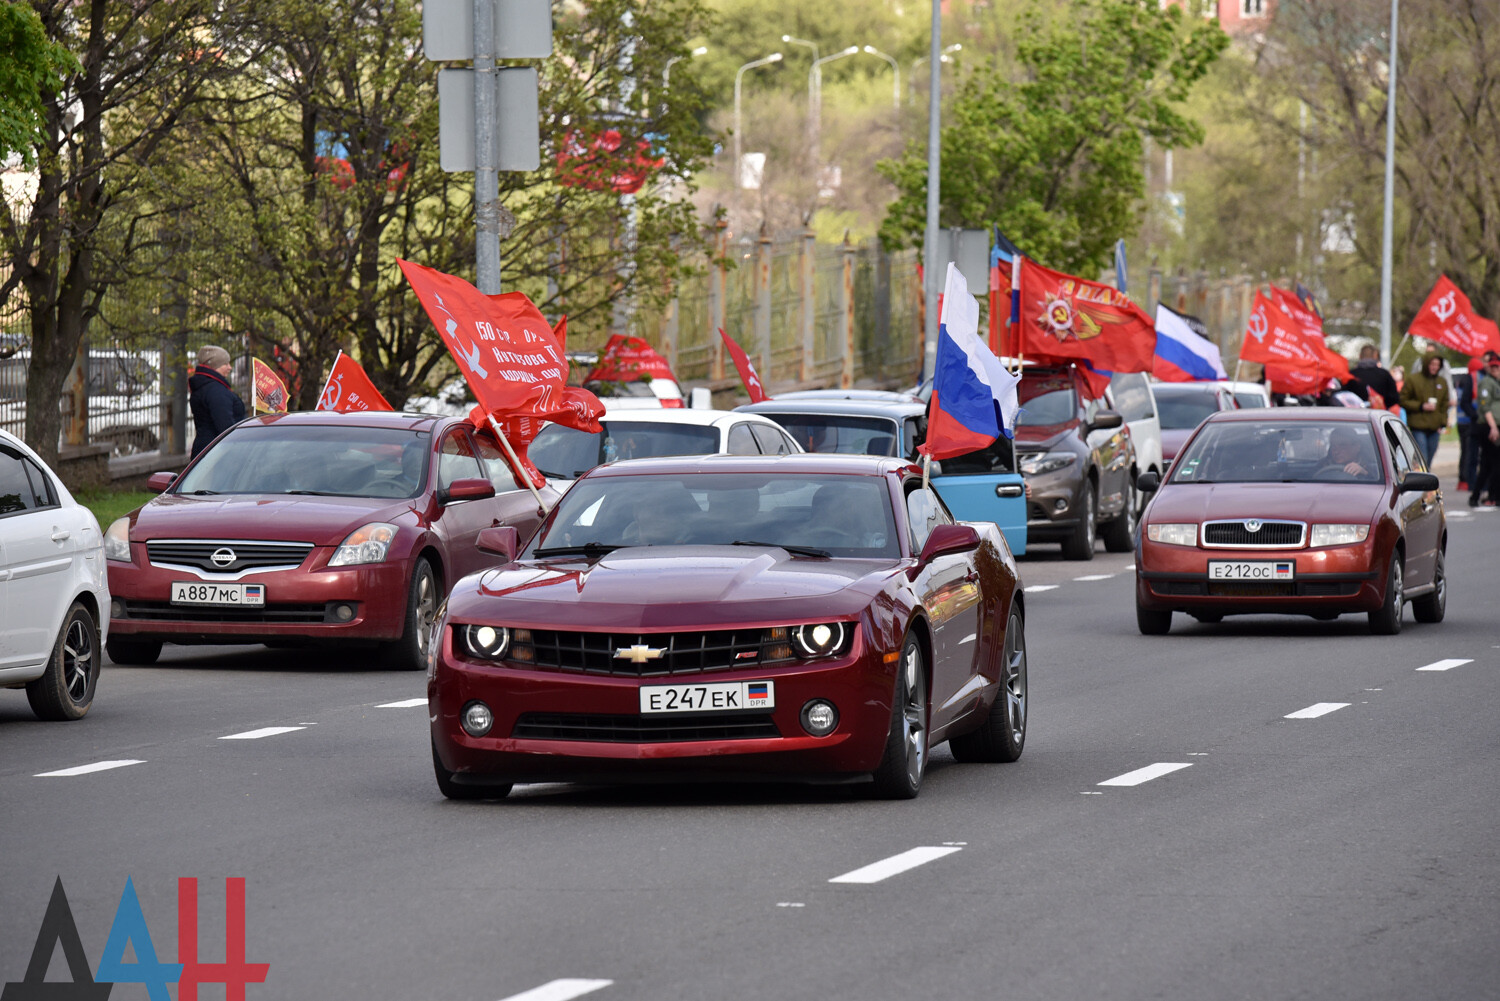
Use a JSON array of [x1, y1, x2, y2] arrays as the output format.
[[1247, 308, 1269, 342], [1432, 290, 1457, 323]]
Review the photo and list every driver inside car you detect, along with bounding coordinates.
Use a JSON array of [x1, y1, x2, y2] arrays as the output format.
[[1316, 428, 1377, 481]]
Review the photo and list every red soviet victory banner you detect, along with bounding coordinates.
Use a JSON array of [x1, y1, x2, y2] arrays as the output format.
[[1407, 275, 1500, 356], [719, 328, 769, 403], [1015, 257, 1156, 373], [251, 359, 289, 414], [1270, 286, 1349, 382], [585, 334, 678, 383], [316, 351, 393, 413], [1240, 289, 1325, 371]]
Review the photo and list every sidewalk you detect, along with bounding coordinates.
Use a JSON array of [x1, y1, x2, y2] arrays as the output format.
[[1431, 438, 1460, 481]]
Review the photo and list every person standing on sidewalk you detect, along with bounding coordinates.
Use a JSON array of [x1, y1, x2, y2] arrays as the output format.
[[1454, 367, 1478, 490], [1470, 351, 1500, 507], [1400, 350, 1449, 468], [1349, 344, 1400, 412], [189, 344, 246, 457]]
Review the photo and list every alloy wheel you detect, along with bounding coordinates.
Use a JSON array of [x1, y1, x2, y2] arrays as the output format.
[[63, 618, 93, 704], [414, 569, 438, 657], [1002, 614, 1027, 743], [901, 643, 927, 788]]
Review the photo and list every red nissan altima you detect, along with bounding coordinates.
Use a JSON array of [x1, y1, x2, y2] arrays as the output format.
[[1135, 409, 1445, 635], [429, 454, 1027, 800], [103, 412, 558, 669]]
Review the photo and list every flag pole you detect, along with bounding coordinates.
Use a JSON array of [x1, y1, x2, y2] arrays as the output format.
[[1390, 331, 1412, 367], [922, 452, 931, 491], [316, 351, 343, 410], [487, 414, 549, 517], [1009, 253, 1024, 375]]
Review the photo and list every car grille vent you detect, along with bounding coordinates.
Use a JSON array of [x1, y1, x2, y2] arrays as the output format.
[[514, 628, 797, 677], [512, 712, 780, 743], [1207, 582, 1297, 597], [147, 540, 314, 573], [1202, 520, 1305, 549], [119, 600, 329, 623]]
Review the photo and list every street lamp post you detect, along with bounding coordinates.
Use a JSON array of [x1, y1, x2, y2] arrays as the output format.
[[664, 45, 707, 86], [782, 35, 820, 150], [861, 46, 900, 109], [1379, 0, 1399, 364], [734, 52, 783, 189], [809, 45, 859, 168], [923, 0, 941, 381], [910, 43, 960, 103]]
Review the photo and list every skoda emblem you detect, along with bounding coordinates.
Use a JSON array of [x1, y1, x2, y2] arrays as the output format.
[[1244, 520, 1263, 534], [210, 547, 237, 567]]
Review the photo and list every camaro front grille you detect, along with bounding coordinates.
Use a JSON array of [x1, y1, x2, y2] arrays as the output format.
[[118, 600, 330, 623], [1201, 520, 1306, 549], [513, 628, 797, 678], [147, 540, 314, 573], [512, 712, 781, 743]]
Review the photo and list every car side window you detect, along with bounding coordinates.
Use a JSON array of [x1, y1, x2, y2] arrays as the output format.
[[903, 483, 951, 552], [1109, 373, 1155, 422], [1391, 423, 1428, 472], [472, 431, 522, 492], [1383, 424, 1412, 476], [23, 457, 58, 509], [0, 447, 41, 516], [727, 423, 759, 455], [750, 422, 793, 455], [438, 429, 484, 488]]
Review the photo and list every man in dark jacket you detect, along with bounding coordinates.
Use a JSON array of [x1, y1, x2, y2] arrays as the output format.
[[189, 345, 246, 457], [1348, 345, 1400, 411]]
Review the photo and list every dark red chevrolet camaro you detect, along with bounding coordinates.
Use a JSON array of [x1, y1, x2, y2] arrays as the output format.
[[103, 411, 557, 669], [1136, 409, 1445, 635], [429, 453, 1027, 800]]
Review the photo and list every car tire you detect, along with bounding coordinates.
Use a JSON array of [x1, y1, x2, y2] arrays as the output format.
[[26, 602, 101, 722], [105, 635, 162, 666], [382, 557, 439, 671], [949, 609, 1027, 763], [1368, 552, 1404, 635], [870, 633, 929, 799], [432, 739, 511, 801], [1411, 549, 1446, 623], [1101, 479, 1137, 553], [1137, 603, 1172, 635], [1061, 484, 1096, 561]]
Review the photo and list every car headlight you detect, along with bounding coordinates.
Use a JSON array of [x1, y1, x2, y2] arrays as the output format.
[[462, 624, 510, 660], [792, 622, 847, 658], [104, 517, 131, 562], [1020, 451, 1077, 476], [1310, 524, 1369, 548], [1146, 523, 1198, 547], [327, 522, 398, 566]]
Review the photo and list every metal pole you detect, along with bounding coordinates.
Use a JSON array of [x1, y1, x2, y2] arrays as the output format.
[[473, 0, 500, 293], [862, 47, 900, 109], [1379, 0, 1399, 364], [922, 0, 941, 381], [733, 54, 782, 190]]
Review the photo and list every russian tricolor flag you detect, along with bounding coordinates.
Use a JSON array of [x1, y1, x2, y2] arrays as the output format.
[[1153, 304, 1227, 383], [920, 264, 1021, 461]]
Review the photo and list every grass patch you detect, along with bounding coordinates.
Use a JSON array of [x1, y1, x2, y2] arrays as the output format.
[[74, 488, 156, 527]]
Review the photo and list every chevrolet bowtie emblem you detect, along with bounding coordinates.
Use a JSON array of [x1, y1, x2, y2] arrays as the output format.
[[615, 644, 666, 664]]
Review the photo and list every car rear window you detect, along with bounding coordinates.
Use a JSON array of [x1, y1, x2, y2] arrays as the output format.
[[528, 422, 718, 479], [763, 415, 901, 457], [175, 425, 431, 498], [1016, 375, 1077, 426], [1156, 390, 1222, 430]]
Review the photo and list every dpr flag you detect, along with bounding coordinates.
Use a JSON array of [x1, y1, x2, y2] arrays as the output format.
[[316, 351, 393, 413]]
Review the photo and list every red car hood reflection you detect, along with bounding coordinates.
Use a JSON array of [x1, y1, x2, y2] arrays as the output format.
[[1148, 482, 1385, 525], [130, 493, 416, 546], [451, 548, 898, 630], [1013, 424, 1073, 448]]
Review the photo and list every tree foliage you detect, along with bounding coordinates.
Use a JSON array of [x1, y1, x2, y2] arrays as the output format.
[[0, 0, 76, 165]]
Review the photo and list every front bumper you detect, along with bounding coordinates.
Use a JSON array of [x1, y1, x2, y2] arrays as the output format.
[[1022, 468, 1085, 541], [1135, 538, 1383, 615], [430, 626, 897, 785]]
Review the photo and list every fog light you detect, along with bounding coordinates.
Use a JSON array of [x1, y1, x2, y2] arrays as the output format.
[[800, 699, 839, 736], [461, 701, 493, 737], [110, 599, 125, 619], [334, 603, 355, 621], [1054, 498, 1068, 512]]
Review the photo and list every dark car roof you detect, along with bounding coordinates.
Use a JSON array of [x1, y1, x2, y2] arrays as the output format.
[[581, 453, 915, 478], [1204, 407, 1380, 424], [248, 410, 455, 432], [737, 399, 927, 420]]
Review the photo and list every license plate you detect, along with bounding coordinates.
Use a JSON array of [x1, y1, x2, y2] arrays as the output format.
[[639, 680, 774, 714], [170, 582, 266, 606], [1207, 561, 1295, 581]]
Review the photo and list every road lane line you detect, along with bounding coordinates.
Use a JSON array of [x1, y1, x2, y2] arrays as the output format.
[[1023, 585, 1059, 593], [35, 759, 145, 778], [497, 979, 612, 1001], [219, 726, 306, 740], [377, 698, 428, 708], [828, 845, 963, 884], [1416, 659, 1473, 672], [1098, 762, 1193, 787], [1285, 702, 1350, 719], [1073, 574, 1114, 581]]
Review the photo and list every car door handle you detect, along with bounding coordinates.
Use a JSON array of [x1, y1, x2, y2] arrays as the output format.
[[51, 530, 70, 542], [964, 569, 980, 583]]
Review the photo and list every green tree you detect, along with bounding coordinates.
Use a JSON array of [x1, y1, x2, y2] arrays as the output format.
[[0, 1, 75, 165], [878, 0, 1227, 275]]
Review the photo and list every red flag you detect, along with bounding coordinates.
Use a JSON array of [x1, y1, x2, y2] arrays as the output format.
[[1270, 286, 1348, 382], [551, 315, 568, 354], [1407, 275, 1500, 357], [1262, 364, 1328, 397], [316, 351, 393, 413], [585, 334, 678, 383], [1016, 258, 1156, 373], [988, 261, 1003, 354], [1240, 290, 1326, 372], [719, 328, 769, 403], [251, 359, 289, 414], [470, 393, 603, 489]]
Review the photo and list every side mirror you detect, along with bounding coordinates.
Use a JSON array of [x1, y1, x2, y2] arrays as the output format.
[[1398, 471, 1440, 493], [440, 477, 496, 504], [1089, 410, 1124, 432], [146, 471, 178, 493], [919, 523, 981, 563], [689, 386, 713, 409], [1137, 470, 1161, 493], [476, 525, 519, 562]]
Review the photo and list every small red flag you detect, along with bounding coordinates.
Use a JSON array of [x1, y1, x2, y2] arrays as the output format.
[[251, 359, 289, 414], [585, 334, 678, 383], [316, 351, 393, 413], [1015, 258, 1156, 373], [719, 328, 768, 403], [1407, 275, 1500, 357]]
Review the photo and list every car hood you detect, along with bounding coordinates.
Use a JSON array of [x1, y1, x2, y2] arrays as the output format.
[[1148, 482, 1385, 525], [129, 493, 417, 546], [1014, 425, 1075, 451], [447, 547, 899, 630]]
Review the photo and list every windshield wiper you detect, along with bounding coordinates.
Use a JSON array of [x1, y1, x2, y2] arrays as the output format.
[[282, 489, 344, 496], [188, 489, 218, 495], [533, 542, 618, 557], [732, 540, 831, 558]]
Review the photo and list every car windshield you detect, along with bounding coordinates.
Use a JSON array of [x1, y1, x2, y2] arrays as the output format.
[[1233, 392, 1266, 410], [528, 472, 901, 559], [1171, 421, 1385, 484], [529, 422, 719, 479], [1156, 390, 1222, 430], [175, 425, 431, 497], [1016, 376, 1077, 426], [764, 415, 901, 457]]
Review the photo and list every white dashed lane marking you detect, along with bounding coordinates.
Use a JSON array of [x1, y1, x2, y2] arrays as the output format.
[[828, 846, 964, 884], [1098, 762, 1193, 787], [377, 698, 428, 708], [220, 726, 306, 740], [1416, 659, 1473, 672], [1023, 585, 1059, 593], [497, 979, 613, 1001], [1285, 702, 1350, 719], [1073, 574, 1114, 581], [35, 759, 145, 778]]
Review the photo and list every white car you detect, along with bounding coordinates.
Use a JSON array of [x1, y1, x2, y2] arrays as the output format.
[[527, 409, 803, 485], [0, 429, 110, 720], [1224, 380, 1272, 410], [1106, 372, 1165, 510]]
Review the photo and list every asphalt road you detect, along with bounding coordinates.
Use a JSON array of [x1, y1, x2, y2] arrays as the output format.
[[3, 511, 1498, 1001]]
